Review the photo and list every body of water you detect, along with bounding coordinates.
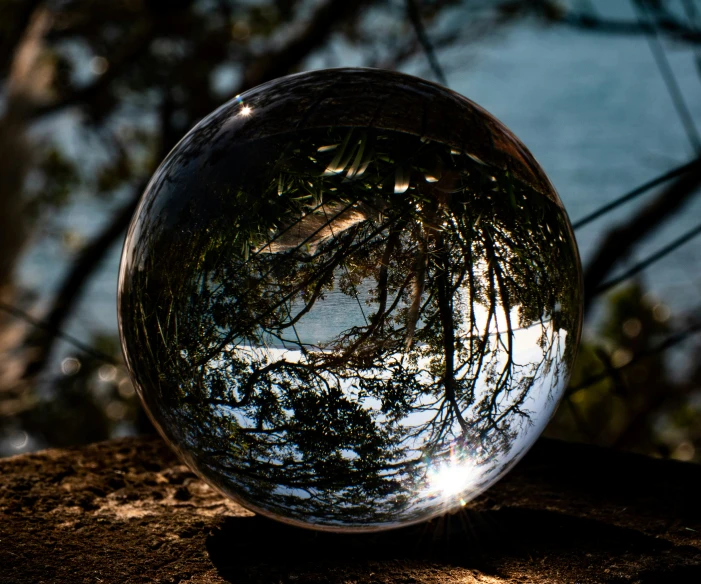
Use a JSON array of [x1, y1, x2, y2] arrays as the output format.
[[18, 13, 701, 366]]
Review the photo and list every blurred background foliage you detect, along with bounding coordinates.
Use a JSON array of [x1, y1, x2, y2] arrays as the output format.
[[1, 0, 701, 463]]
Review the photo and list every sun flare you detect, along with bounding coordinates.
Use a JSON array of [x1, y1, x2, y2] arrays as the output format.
[[427, 460, 478, 497]]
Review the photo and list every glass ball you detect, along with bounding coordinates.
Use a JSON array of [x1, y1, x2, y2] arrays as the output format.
[[118, 68, 582, 532]]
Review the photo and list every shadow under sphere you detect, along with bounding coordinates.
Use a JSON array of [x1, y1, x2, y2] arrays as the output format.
[[118, 68, 583, 531]]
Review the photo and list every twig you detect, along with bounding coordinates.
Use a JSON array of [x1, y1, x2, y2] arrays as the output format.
[[29, 24, 155, 121], [594, 221, 701, 296], [0, 300, 118, 365], [632, 0, 701, 153], [572, 159, 697, 229], [567, 319, 701, 396], [582, 155, 701, 313], [405, 0, 448, 86], [21, 190, 142, 378], [233, 0, 374, 95], [550, 7, 701, 43]]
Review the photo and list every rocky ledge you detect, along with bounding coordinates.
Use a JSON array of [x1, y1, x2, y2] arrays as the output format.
[[1, 436, 700, 583]]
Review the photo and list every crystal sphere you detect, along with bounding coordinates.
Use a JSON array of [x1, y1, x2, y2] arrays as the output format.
[[118, 68, 582, 532]]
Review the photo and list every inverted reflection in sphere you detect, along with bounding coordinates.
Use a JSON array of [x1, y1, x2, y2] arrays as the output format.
[[118, 69, 582, 532]]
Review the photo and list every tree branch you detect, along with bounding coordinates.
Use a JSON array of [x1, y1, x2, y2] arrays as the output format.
[[0, 0, 44, 76], [551, 9, 701, 44], [233, 0, 373, 95], [434, 228, 468, 436], [21, 188, 142, 378], [572, 159, 698, 229], [567, 316, 701, 396], [28, 23, 154, 121], [593, 221, 701, 297], [582, 155, 701, 313], [20, 0, 378, 379], [405, 0, 448, 86], [20, 89, 176, 378]]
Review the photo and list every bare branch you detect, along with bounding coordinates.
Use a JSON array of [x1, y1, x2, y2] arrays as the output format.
[[594, 221, 701, 296], [567, 317, 701, 396], [28, 23, 154, 121], [572, 159, 698, 229], [583, 156, 701, 312], [551, 9, 701, 44], [633, 0, 701, 152], [21, 187, 142, 378], [0, 300, 118, 365], [233, 0, 374, 95], [405, 0, 448, 86]]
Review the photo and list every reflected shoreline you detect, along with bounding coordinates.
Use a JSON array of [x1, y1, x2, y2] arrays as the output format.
[[119, 68, 582, 531]]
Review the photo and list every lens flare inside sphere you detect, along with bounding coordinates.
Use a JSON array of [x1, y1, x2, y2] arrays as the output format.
[[118, 69, 582, 531]]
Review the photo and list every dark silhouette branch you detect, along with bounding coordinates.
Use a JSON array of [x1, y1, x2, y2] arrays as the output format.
[[404, 226, 427, 352], [0, 0, 44, 77], [582, 155, 701, 313], [566, 316, 701, 396], [572, 159, 698, 229], [0, 300, 118, 365], [594, 221, 701, 296], [29, 24, 155, 121], [434, 229, 468, 435], [21, 188, 142, 378], [374, 29, 461, 72], [405, 0, 448, 86], [632, 0, 701, 152], [234, 0, 374, 95], [551, 9, 701, 44], [371, 222, 401, 330]]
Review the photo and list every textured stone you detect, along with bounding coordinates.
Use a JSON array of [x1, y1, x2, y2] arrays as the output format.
[[1, 436, 700, 583]]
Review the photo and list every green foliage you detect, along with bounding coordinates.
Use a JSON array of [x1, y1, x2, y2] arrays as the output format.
[[547, 283, 701, 463], [11, 334, 152, 450], [24, 147, 79, 219]]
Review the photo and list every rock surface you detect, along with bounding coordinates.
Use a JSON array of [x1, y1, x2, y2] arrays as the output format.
[[1, 436, 700, 583]]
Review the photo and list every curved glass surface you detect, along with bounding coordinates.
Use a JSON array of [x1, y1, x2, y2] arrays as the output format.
[[118, 68, 582, 531]]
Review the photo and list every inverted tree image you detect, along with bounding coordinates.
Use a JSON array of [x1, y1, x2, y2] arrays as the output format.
[[119, 70, 582, 530]]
